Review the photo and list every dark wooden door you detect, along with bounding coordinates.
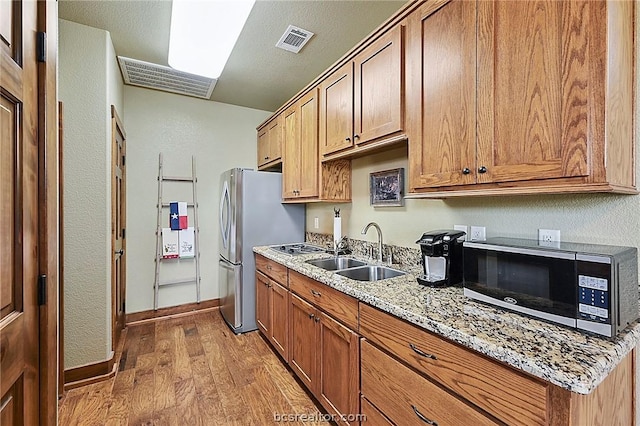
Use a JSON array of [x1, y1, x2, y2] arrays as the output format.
[[255, 272, 271, 336], [289, 294, 317, 392], [270, 281, 289, 362], [354, 24, 403, 145], [476, 0, 589, 184], [111, 106, 126, 349], [0, 0, 41, 423], [408, 0, 477, 189], [318, 312, 359, 424], [320, 62, 354, 156]]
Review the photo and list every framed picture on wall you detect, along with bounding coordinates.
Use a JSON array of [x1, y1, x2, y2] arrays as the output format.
[[369, 168, 404, 207]]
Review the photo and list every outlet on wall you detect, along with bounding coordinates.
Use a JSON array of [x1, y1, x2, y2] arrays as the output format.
[[470, 226, 486, 241], [314, 217, 319, 229], [538, 229, 560, 243], [453, 224, 468, 241]]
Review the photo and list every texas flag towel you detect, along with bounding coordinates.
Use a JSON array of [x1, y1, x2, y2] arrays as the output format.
[[170, 202, 188, 230]]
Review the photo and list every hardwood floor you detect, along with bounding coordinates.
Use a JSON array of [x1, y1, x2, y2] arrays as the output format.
[[58, 309, 328, 425]]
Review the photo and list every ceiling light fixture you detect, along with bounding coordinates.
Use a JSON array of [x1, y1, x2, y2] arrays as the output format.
[[168, 0, 256, 79]]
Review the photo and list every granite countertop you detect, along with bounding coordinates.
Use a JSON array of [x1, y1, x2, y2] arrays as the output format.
[[253, 245, 640, 394]]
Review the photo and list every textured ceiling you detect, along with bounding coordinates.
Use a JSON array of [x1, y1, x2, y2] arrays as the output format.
[[58, 0, 406, 112]]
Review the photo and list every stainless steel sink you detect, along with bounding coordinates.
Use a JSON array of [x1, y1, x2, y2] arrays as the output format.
[[336, 265, 406, 281], [306, 257, 368, 271]]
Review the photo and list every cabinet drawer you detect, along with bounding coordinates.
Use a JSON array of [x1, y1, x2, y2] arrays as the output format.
[[361, 340, 499, 426], [361, 397, 393, 426], [255, 254, 287, 286], [359, 303, 547, 425], [289, 270, 358, 330]]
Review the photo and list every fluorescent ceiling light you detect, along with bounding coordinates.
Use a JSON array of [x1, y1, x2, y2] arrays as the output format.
[[169, 0, 255, 79]]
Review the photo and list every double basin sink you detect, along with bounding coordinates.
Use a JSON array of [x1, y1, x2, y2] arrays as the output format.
[[305, 257, 406, 282]]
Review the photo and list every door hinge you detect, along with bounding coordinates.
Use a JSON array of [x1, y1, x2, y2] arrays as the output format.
[[122, 228, 125, 239], [122, 155, 125, 166], [122, 301, 125, 312], [37, 32, 46, 63], [38, 274, 47, 306]]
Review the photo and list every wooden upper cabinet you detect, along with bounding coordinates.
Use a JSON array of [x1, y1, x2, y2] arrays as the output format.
[[476, 0, 588, 184], [354, 25, 404, 146], [320, 24, 405, 159], [283, 90, 320, 200], [257, 116, 283, 169], [408, 0, 635, 196], [320, 62, 354, 156], [408, 0, 476, 188]]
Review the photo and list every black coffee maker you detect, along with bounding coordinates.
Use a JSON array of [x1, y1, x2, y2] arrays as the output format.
[[416, 230, 465, 287]]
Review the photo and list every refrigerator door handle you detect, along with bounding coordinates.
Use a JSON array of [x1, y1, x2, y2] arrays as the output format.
[[220, 180, 231, 250]]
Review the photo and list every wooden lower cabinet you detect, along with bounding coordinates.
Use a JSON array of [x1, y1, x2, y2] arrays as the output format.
[[289, 293, 360, 425], [255, 256, 289, 362], [289, 293, 318, 390], [361, 340, 499, 425]]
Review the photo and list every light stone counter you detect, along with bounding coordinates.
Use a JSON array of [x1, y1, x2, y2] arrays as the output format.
[[253, 245, 640, 394]]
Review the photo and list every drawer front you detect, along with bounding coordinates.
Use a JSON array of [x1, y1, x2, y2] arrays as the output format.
[[359, 303, 547, 425], [289, 270, 358, 330], [361, 340, 499, 426], [255, 254, 288, 285], [361, 397, 393, 426]]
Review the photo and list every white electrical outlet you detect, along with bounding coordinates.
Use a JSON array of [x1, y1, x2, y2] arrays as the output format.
[[453, 224, 468, 241], [539, 229, 560, 243], [314, 217, 319, 229], [470, 226, 486, 241]]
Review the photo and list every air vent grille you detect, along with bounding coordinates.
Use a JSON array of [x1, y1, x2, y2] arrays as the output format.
[[117, 56, 216, 99], [276, 25, 314, 53]]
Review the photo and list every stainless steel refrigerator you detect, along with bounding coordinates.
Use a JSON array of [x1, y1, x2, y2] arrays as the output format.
[[218, 168, 305, 333]]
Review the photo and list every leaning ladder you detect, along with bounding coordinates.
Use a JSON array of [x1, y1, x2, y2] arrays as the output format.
[[153, 152, 201, 310]]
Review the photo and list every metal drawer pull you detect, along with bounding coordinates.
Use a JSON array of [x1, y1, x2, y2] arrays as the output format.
[[411, 405, 438, 425], [311, 289, 322, 297], [309, 313, 315, 319], [409, 343, 437, 360], [315, 316, 320, 323], [266, 265, 272, 270]]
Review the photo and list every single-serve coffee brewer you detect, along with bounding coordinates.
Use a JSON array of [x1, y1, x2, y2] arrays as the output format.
[[416, 230, 465, 287]]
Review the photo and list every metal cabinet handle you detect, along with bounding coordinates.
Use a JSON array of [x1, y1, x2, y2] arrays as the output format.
[[264, 156, 269, 160], [409, 343, 437, 360], [354, 134, 360, 140], [114, 249, 124, 255], [345, 137, 351, 142], [310, 289, 322, 297], [309, 313, 315, 319], [411, 405, 438, 425], [462, 168, 470, 175], [266, 265, 272, 270], [478, 166, 487, 174], [314, 317, 320, 323]]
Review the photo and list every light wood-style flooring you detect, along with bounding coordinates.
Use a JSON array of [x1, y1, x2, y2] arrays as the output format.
[[58, 309, 327, 425]]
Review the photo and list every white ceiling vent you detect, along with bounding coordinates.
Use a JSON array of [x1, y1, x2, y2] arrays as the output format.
[[117, 56, 216, 99], [275, 25, 314, 53]]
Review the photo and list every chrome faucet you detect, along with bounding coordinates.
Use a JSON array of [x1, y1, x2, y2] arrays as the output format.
[[361, 222, 383, 262]]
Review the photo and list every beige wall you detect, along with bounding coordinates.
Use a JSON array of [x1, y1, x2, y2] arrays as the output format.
[[59, 19, 123, 369], [123, 86, 271, 314]]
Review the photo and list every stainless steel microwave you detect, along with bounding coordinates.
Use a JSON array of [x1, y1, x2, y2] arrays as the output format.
[[463, 238, 638, 337]]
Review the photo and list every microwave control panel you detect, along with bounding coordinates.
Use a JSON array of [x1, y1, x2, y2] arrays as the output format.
[[578, 275, 610, 323]]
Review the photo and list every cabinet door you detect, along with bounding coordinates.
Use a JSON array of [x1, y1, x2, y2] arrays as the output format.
[[476, 0, 589, 184], [354, 24, 403, 145], [270, 281, 289, 362], [257, 128, 269, 167], [282, 105, 299, 198], [320, 62, 354, 156], [297, 90, 319, 198], [289, 294, 318, 392], [408, 0, 476, 189], [268, 115, 283, 162], [317, 312, 359, 424], [255, 272, 271, 336]]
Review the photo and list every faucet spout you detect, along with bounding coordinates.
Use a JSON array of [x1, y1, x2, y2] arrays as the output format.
[[361, 222, 383, 262]]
